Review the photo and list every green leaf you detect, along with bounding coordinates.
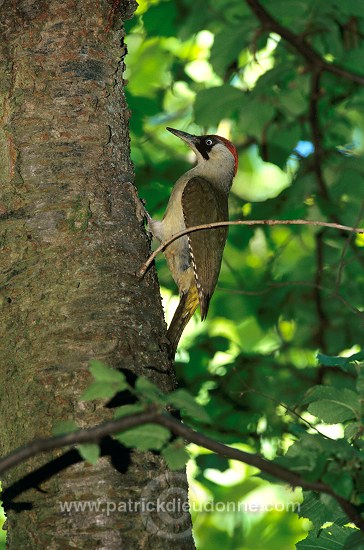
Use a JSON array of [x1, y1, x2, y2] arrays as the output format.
[[317, 352, 351, 369], [78, 443, 100, 465], [322, 470, 353, 499], [308, 400, 357, 423], [269, 0, 309, 21], [142, 2, 177, 37], [238, 99, 276, 139], [52, 419, 77, 436], [317, 351, 364, 371], [168, 389, 211, 422], [81, 362, 128, 401], [344, 422, 362, 441], [334, 0, 364, 16], [304, 386, 360, 422], [162, 439, 189, 470], [209, 0, 252, 24], [298, 492, 327, 532], [135, 376, 166, 403], [357, 371, 364, 396], [89, 360, 127, 384], [298, 492, 345, 535], [337, 46, 364, 77], [297, 524, 357, 549], [194, 85, 245, 126], [275, 444, 326, 480], [113, 403, 145, 419], [115, 424, 170, 451], [81, 381, 120, 401], [266, 124, 301, 168], [127, 38, 172, 98], [210, 26, 248, 77], [196, 454, 230, 472], [279, 88, 307, 117], [343, 530, 364, 550]]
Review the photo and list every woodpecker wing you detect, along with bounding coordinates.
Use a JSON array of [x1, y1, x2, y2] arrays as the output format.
[[181, 176, 228, 319]]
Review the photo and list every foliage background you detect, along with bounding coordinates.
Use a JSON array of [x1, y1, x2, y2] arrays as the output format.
[[125, 0, 364, 548], [1, 1, 364, 548]]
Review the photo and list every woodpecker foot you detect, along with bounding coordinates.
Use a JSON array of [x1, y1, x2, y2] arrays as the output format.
[[125, 182, 151, 223]]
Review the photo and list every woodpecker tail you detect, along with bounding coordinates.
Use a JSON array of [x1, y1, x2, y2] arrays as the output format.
[[167, 285, 199, 359]]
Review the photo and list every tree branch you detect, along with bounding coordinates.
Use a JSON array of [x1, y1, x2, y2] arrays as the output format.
[[314, 231, 328, 346], [1, 408, 364, 531], [0, 410, 159, 477], [309, 70, 331, 200], [138, 219, 364, 277], [245, 0, 364, 86]]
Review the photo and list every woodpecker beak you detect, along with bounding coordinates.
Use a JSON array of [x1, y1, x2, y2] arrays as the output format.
[[166, 127, 198, 147]]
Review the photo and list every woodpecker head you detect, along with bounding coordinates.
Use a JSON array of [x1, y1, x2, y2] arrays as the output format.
[[167, 127, 238, 186]]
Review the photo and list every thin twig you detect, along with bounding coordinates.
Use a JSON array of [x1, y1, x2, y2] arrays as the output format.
[[309, 70, 330, 200], [237, 379, 332, 440], [314, 231, 328, 351], [138, 219, 364, 277], [1, 409, 364, 531]]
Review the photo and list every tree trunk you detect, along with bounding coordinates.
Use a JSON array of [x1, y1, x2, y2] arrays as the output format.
[[0, 1, 194, 548]]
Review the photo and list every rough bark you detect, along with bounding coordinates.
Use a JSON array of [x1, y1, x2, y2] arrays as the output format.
[[0, 1, 194, 548]]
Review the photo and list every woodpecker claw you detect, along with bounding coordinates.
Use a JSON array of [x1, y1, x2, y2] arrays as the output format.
[[126, 182, 151, 224]]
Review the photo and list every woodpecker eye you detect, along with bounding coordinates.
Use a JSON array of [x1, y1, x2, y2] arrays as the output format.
[[205, 138, 213, 146]]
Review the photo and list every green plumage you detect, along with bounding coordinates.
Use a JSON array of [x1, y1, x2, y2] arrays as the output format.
[[181, 176, 229, 319]]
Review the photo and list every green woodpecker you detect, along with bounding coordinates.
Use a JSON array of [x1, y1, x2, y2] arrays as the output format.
[[149, 127, 238, 357]]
